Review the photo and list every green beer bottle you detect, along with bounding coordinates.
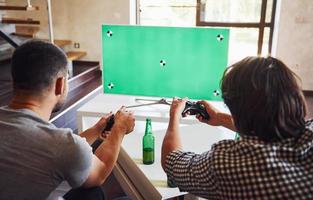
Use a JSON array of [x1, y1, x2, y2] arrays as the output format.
[[235, 133, 240, 140], [143, 118, 155, 165]]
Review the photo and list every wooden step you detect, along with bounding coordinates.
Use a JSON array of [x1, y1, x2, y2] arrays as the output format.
[[0, 5, 39, 11], [11, 32, 33, 38], [41, 39, 72, 47], [66, 51, 87, 61], [1, 17, 40, 25], [11, 26, 40, 38], [54, 40, 71, 47]]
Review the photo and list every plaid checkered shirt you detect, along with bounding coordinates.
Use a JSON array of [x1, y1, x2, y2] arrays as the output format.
[[165, 120, 313, 200]]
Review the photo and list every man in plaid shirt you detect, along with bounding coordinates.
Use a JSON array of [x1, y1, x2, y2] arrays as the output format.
[[162, 57, 313, 199]]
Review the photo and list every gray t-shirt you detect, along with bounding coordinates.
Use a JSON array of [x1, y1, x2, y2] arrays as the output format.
[[0, 106, 93, 200]]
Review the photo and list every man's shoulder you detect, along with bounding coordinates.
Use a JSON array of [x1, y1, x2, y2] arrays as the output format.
[[0, 106, 50, 127], [211, 139, 238, 152], [48, 127, 89, 149], [0, 106, 85, 146]]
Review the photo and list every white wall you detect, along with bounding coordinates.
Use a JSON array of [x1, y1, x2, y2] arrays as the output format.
[[4, 0, 70, 40], [64, 0, 130, 61], [6, 0, 131, 61], [274, 0, 313, 90]]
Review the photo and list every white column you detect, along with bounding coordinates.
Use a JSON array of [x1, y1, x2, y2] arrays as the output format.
[[46, 0, 54, 43]]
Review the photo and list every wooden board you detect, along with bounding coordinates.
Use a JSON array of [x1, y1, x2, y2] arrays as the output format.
[[11, 26, 40, 38], [66, 51, 87, 61], [54, 39, 71, 47], [0, 5, 39, 11], [11, 32, 34, 38], [41, 39, 72, 47], [1, 17, 40, 25]]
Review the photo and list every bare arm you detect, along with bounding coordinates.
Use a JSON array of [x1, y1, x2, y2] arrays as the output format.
[[161, 98, 237, 170], [82, 107, 135, 188], [197, 100, 237, 132], [161, 98, 187, 170], [79, 113, 113, 144]]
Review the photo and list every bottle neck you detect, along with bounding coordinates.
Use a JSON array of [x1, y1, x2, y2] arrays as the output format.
[[145, 120, 152, 135]]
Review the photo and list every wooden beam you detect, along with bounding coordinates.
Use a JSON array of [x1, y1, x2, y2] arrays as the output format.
[[1, 17, 40, 25], [41, 39, 72, 47], [0, 5, 39, 11], [12, 26, 40, 38], [268, 0, 277, 54], [66, 51, 87, 61], [11, 32, 34, 38], [197, 21, 271, 28], [196, 0, 201, 26], [15, 26, 40, 33], [257, 0, 267, 55], [54, 40, 71, 47]]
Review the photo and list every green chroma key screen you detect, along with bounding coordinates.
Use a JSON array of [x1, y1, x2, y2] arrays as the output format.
[[102, 25, 229, 101]]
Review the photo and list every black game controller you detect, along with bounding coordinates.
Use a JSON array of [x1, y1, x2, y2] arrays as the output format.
[[103, 114, 115, 132], [182, 101, 210, 120], [91, 114, 115, 152]]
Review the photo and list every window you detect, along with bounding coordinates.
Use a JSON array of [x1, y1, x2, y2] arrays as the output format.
[[197, 0, 277, 63], [139, 0, 197, 27], [138, 0, 277, 63]]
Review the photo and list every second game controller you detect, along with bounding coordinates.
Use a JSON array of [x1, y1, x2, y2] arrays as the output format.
[[182, 101, 210, 120]]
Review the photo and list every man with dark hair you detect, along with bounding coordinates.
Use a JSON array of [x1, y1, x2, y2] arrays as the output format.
[[0, 40, 135, 200], [162, 56, 313, 199]]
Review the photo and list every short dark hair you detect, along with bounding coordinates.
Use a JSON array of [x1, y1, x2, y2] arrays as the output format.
[[221, 56, 307, 142], [11, 40, 68, 94]]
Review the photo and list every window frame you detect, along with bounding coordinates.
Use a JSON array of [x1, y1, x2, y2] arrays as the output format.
[[196, 0, 277, 55]]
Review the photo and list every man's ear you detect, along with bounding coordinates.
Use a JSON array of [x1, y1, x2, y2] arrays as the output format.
[[55, 77, 65, 96]]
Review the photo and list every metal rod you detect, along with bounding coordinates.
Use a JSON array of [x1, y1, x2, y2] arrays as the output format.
[[135, 98, 163, 102], [126, 102, 163, 108], [46, 0, 54, 43], [27, 0, 31, 8], [136, 0, 140, 25], [0, 30, 19, 48], [126, 98, 171, 108]]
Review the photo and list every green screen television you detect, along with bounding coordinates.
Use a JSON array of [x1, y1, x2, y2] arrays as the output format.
[[102, 25, 229, 101]]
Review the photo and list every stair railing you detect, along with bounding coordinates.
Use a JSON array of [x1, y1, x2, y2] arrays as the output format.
[[46, 0, 54, 43], [24, 0, 54, 43], [26, 0, 32, 9], [0, 29, 19, 48]]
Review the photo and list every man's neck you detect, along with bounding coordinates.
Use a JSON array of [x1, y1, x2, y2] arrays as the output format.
[[9, 94, 54, 122]]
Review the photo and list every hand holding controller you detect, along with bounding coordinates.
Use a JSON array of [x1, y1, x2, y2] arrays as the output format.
[[91, 114, 115, 152], [182, 101, 210, 120]]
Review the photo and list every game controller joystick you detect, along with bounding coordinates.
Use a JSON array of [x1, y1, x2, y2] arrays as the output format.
[[182, 101, 210, 120], [103, 114, 115, 132], [91, 114, 115, 152]]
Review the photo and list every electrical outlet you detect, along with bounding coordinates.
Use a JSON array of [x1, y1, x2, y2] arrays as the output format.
[[74, 43, 80, 49]]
